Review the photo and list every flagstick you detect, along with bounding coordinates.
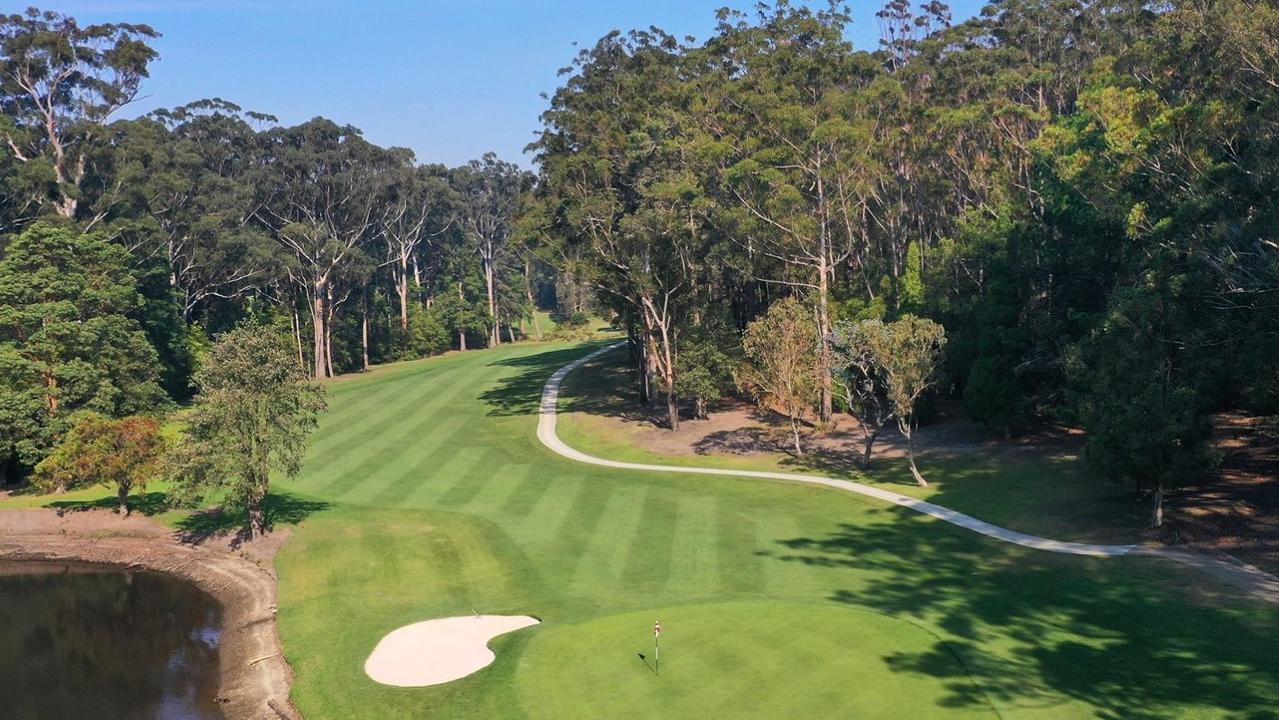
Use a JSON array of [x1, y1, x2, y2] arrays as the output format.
[[654, 620, 661, 676]]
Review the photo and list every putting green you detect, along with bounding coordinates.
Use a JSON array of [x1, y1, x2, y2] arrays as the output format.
[[8, 337, 1279, 717], [262, 341, 1279, 719], [515, 602, 995, 719]]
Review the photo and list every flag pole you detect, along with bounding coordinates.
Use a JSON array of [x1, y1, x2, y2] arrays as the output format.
[[654, 620, 661, 676]]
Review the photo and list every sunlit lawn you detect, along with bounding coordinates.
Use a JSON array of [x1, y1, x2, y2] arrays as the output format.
[[7, 339, 1276, 719]]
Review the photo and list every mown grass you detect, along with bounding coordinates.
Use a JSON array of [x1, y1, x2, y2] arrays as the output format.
[[264, 338, 1279, 719], [556, 347, 1148, 544], [6, 337, 1275, 718]]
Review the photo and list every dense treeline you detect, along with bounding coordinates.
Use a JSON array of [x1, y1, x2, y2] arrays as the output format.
[[528, 0, 1279, 519], [0, 8, 557, 485], [2, 2, 1276, 525]]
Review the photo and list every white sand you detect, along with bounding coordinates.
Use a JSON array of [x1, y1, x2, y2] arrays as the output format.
[[364, 615, 540, 687]]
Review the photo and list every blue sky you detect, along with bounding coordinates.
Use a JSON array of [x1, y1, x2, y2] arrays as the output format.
[[60, 1, 984, 167]]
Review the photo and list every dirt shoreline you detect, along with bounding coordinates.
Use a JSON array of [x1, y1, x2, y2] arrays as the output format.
[[0, 508, 300, 720]]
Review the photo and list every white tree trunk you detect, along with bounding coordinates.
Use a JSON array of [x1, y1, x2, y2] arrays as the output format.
[[311, 283, 326, 379]]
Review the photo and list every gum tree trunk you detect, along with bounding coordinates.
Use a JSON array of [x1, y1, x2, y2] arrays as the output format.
[[524, 256, 542, 340], [398, 255, 410, 330], [311, 283, 326, 378], [361, 307, 370, 372], [1152, 484, 1165, 528], [860, 425, 885, 469], [903, 421, 927, 487]]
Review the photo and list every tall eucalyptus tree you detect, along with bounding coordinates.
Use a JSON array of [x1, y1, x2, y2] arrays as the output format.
[[254, 119, 395, 378], [0, 8, 158, 222], [451, 153, 532, 346]]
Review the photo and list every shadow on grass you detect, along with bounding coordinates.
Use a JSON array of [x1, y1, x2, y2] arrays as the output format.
[[175, 492, 331, 546], [479, 341, 617, 417], [768, 515, 1279, 719], [552, 338, 1146, 541], [48, 491, 172, 517]]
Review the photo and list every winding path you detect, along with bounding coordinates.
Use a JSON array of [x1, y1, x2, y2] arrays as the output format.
[[538, 342, 1279, 602]]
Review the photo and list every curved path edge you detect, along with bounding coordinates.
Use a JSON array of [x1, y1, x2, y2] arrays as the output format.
[[0, 509, 300, 720], [538, 342, 1279, 603]]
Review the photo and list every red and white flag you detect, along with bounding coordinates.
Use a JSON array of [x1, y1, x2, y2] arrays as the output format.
[[654, 621, 661, 637]]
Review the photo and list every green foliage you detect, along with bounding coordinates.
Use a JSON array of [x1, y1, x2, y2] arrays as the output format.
[[675, 312, 739, 415], [398, 303, 450, 359], [168, 323, 326, 536], [963, 356, 1029, 436], [857, 316, 948, 420], [900, 242, 924, 313], [0, 224, 169, 468], [738, 297, 820, 455], [547, 318, 598, 342], [1073, 282, 1215, 506], [433, 290, 489, 348], [33, 413, 165, 515], [830, 318, 894, 460], [0, 8, 159, 218]]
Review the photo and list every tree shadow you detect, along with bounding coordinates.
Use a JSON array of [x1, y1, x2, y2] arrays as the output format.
[[479, 341, 619, 418], [174, 492, 330, 546], [779, 442, 886, 480], [768, 515, 1279, 719], [555, 352, 659, 424], [47, 491, 172, 517]]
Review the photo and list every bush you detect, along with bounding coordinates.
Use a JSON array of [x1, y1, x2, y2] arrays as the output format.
[[33, 413, 166, 515], [408, 308, 451, 357]]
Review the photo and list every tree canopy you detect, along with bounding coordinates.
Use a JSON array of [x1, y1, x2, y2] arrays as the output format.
[[1, 0, 1275, 525]]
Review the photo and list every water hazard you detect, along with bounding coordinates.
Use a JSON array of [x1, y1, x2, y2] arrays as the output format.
[[0, 560, 224, 720]]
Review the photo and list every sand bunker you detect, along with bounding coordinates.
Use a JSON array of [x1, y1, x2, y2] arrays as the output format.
[[364, 615, 540, 687]]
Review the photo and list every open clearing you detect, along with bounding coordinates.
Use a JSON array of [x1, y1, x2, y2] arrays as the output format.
[[264, 339, 1279, 719]]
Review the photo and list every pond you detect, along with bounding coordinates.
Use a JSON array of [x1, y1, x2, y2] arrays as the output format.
[[0, 560, 225, 720]]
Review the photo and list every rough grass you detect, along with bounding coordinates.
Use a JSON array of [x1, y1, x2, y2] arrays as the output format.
[[265, 339, 1279, 719], [556, 348, 1149, 544]]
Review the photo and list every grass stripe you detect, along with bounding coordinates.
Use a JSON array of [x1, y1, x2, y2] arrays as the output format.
[[567, 483, 648, 595], [305, 358, 487, 477], [499, 466, 556, 520], [395, 446, 490, 509], [664, 495, 720, 599], [330, 420, 471, 505], [757, 514, 802, 596], [619, 489, 679, 593], [459, 463, 530, 520], [716, 502, 766, 594], [436, 457, 501, 508]]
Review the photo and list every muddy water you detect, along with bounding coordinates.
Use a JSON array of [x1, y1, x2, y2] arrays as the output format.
[[0, 560, 224, 720]]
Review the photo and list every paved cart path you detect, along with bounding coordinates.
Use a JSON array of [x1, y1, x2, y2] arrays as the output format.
[[537, 342, 1279, 603]]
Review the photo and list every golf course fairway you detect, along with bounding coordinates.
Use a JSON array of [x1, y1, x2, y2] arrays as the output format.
[[272, 340, 1279, 719]]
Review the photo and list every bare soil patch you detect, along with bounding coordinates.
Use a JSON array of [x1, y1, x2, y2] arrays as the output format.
[[574, 363, 1279, 573], [0, 508, 300, 720], [608, 396, 1085, 470], [1159, 413, 1279, 575]]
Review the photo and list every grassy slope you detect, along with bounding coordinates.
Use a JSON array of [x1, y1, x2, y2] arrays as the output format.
[[266, 339, 1279, 719], [557, 347, 1148, 544]]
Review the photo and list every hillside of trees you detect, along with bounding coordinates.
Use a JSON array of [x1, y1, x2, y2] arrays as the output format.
[[526, 0, 1279, 519], [3, 1, 1277, 524]]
